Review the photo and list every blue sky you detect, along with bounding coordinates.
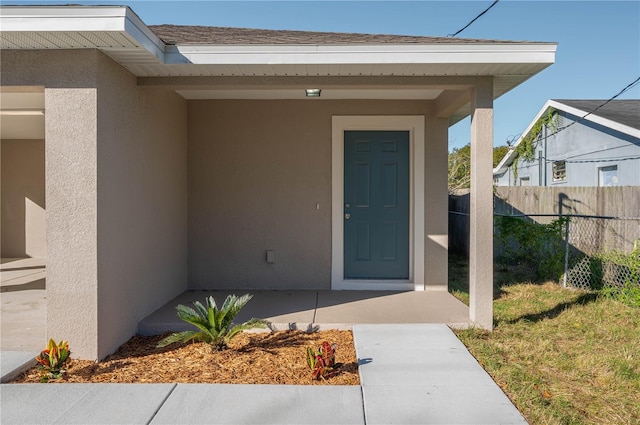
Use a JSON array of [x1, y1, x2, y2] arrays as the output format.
[[6, 0, 640, 151]]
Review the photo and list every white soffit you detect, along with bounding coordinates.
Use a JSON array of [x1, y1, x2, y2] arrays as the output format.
[[0, 6, 166, 64], [177, 88, 443, 100]]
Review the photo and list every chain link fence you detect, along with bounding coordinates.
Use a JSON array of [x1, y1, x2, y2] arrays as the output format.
[[494, 213, 640, 291]]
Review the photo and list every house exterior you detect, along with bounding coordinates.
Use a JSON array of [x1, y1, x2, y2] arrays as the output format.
[[0, 5, 556, 360], [494, 99, 640, 187]]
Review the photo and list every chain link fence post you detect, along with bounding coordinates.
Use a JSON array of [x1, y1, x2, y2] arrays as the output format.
[[562, 216, 570, 288]]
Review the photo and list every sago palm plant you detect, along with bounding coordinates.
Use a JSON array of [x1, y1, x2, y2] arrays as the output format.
[[157, 294, 268, 351]]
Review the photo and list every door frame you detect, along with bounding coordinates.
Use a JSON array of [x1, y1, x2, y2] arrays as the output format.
[[331, 116, 425, 290]]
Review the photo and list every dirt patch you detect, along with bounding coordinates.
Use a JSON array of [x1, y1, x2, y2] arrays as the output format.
[[13, 330, 360, 385]]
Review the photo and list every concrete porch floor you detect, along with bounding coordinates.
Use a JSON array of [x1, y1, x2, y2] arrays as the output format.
[[139, 289, 472, 335], [0, 258, 46, 352]]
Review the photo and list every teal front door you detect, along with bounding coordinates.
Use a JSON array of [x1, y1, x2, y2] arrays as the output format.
[[344, 131, 410, 279]]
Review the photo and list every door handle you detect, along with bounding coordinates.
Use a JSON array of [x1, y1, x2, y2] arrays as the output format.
[[345, 213, 351, 220]]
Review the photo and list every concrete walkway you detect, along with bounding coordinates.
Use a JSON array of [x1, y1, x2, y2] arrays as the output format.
[[0, 265, 525, 424], [1, 324, 527, 425]]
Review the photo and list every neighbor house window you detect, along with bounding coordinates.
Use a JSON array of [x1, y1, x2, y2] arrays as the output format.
[[599, 165, 618, 186], [519, 177, 530, 186], [552, 161, 566, 182]]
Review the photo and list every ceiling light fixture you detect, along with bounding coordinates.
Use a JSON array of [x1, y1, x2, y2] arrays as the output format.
[[305, 88, 321, 97]]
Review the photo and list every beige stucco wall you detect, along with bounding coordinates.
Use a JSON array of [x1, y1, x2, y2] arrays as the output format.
[[188, 99, 448, 290], [1, 48, 452, 356], [1, 50, 188, 360], [95, 53, 188, 358], [2, 49, 103, 359], [1, 139, 46, 258]]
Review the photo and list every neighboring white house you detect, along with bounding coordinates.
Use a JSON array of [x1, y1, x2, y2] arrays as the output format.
[[494, 99, 640, 187], [0, 5, 556, 359]]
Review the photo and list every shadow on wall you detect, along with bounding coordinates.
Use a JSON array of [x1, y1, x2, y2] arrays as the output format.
[[1, 139, 46, 258]]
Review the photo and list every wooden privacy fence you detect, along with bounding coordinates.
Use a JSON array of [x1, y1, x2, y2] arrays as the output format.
[[449, 186, 640, 257]]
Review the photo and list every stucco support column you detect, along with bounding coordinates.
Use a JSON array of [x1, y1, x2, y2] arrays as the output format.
[[424, 112, 449, 289], [46, 88, 99, 360], [469, 79, 494, 329]]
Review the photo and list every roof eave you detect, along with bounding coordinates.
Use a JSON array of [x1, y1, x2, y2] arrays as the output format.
[[165, 42, 557, 65], [1, 5, 557, 126], [492, 99, 640, 176], [0, 5, 166, 62], [492, 99, 556, 174], [549, 100, 640, 139]]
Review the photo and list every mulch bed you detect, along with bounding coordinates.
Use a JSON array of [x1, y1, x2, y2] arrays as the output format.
[[13, 330, 360, 385]]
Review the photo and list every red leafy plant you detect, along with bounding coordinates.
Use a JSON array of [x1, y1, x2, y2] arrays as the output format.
[[35, 339, 71, 382], [306, 341, 342, 380]]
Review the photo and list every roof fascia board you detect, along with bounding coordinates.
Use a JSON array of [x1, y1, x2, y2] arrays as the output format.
[[550, 100, 640, 139], [137, 75, 494, 89], [1, 6, 130, 31], [121, 9, 165, 62], [493, 99, 640, 175], [166, 43, 557, 65], [493, 99, 554, 174], [0, 6, 165, 62]]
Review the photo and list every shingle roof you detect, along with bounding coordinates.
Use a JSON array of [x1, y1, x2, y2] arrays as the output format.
[[149, 24, 533, 45], [553, 99, 640, 130]]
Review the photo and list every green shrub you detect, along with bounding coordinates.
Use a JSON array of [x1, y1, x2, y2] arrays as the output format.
[[495, 215, 568, 280], [596, 243, 640, 307], [600, 282, 640, 308], [157, 294, 268, 351]]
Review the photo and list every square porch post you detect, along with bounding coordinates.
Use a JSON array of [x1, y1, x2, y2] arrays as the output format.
[[469, 78, 494, 329], [46, 87, 100, 360]]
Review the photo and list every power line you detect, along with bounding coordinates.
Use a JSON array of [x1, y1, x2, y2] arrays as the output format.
[[544, 155, 640, 164], [499, 77, 640, 168], [500, 76, 640, 152], [448, 0, 500, 37], [546, 76, 640, 138]]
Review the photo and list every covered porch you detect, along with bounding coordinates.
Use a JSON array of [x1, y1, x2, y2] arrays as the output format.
[[0, 5, 556, 360], [138, 289, 471, 336]]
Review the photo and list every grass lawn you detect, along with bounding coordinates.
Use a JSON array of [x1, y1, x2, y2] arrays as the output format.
[[449, 254, 640, 425]]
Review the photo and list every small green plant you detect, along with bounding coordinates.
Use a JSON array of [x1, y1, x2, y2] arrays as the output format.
[[306, 341, 341, 380], [35, 339, 71, 382], [601, 282, 640, 308], [596, 241, 640, 307], [157, 294, 268, 351]]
